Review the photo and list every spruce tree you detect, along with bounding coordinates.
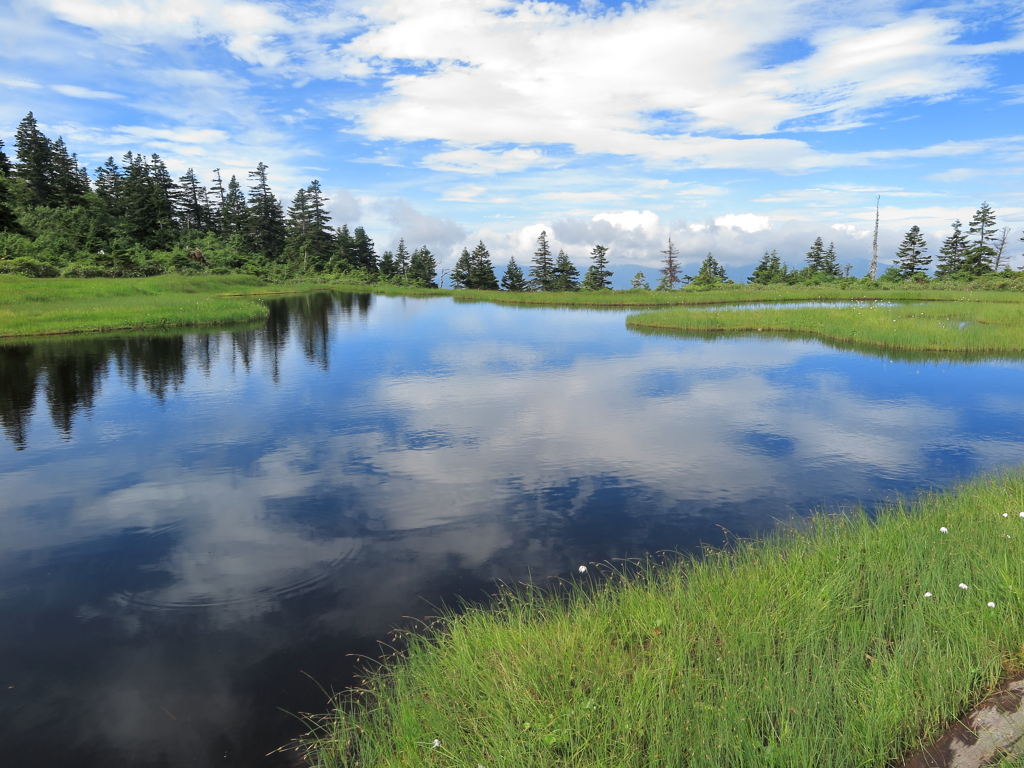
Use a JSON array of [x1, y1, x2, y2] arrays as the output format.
[[94, 157, 123, 214], [749, 250, 788, 284], [821, 241, 841, 278], [13, 112, 56, 207], [934, 220, 969, 278], [0, 174, 20, 234], [804, 237, 827, 275], [394, 238, 410, 275], [303, 180, 333, 271], [529, 230, 555, 290], [551, 249, 580, 291], [0, 139, 11, 178], [220, 175, 248, 237], [408, 246, 437, 287], [658, 236, 681, 289], [378, 250, 397, 277], [451, 247, 473, 288], [50, 137, 88, 207], [352, 226, 377, 272], [177, 168, 210, 233], [962, 202, 997, 276], [501, 255, 529, 291], [893, 225, 930, 279], [630, 271, 650, 289], [284, 187, 312, 266], [246, 162, 286, 261], [691, 252, 727, 286], [333, 224, 355, 271], [469, 241, 499, 289], [581, 244, 613, 290]]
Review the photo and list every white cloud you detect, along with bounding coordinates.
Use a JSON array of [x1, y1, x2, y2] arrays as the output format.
[[51, 84, 123, 99], [420, 147, 564, 174], [592, 210, 660, 233], [714, 213, 772, 233]]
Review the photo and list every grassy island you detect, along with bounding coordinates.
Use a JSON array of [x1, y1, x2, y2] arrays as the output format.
[[302, 471, 1024, 767]]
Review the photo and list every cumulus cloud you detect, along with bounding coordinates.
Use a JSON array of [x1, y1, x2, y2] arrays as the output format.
[[714, 214, 772, 233], [374, 197, 467, 252]]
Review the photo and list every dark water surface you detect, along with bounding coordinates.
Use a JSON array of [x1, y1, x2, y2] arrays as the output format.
[[3, 291, 1024, 767]]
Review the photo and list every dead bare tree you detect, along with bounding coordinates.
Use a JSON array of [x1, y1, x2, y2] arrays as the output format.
[[869, 195, 880, 280], [994, 227, 1011, 271]]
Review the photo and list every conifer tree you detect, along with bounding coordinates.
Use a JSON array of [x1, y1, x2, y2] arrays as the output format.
[[408, 246, 437, 287], [285, 187, 311, 265], [658, 236, 681, 289], [451, 247, 473, 288], [469, 241, 499, 290], [220, 175, 248, 237], [581, 244, 613, 290], [394, 238, 410, 275], [804, 237, 827, 275], [302, 180, 333, 271], [0, 139, 11, 178], [821, 241, 842, 278], [934, 220, 969, 278], [94, 157, 123, 214], [0, 173, 20, 234], [961, 202, 997, 276], [352, 226, 377, 272], [333, 224, 355, 271], [529, 230, 555, 290], [177, 168, 210, 233], [630, 271, 650, 289], [501, 255, 529, 291], [691, 252, 727, 286], [246, 162, 286, 260], [749, 250, 788, 284], [378, 249, 397, 277], [50, 137, 88, 207], [208, 168, 226, 234], [13, 112, 56, 207], [551, 249, 580, 291], [893, 226, 930, 279]]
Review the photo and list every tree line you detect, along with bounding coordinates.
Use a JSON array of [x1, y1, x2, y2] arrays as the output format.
[[0, 112, 438, 284]]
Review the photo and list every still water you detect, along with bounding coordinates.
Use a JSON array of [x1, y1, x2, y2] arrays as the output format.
[[2, 292, 1024, 767]]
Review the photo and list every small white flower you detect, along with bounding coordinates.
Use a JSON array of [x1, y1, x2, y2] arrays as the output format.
[[432, 739, 441, 749], [578, 565, 587, 574], [1004, 513, 1009, 518], [1019, 512, 1024, 518], [959, 583, 969, 590], [924, 592, 933, 598], [940, 527, 949, 534], [988, 602, 996, 608]]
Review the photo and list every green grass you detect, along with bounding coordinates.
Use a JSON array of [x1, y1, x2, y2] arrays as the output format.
[[627, 297, 1024, 355], [301, 471, 1024, 767], [0, 274, 337, 337]]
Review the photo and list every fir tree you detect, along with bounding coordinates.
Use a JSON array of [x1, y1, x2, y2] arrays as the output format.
[[333, 224, 355, 271], [0, 139, 11, 178], [177, 168, 210, 233], [804, 237, 827, 275], [962, 202, 997, 276], [551, 249, 580, 291], [303, 180, 333, 271], [0, 173, 20, 234], [501, 256, 529, 291], [352, 226, 377, 272], [691, 252, 727, 286], [408, 246, 437, 287], [378, 250, 397, 277], [394, 238, 410, 275], [220, 175, 248, 237], [658, 236, 681, 289], [581, 244, 613, 290], [94, 157, 123, 214], [469, 241, 499, 290], [749, 250, 788, 284], [50, 137, 88, 207], [893, 225, 930, 280], [284, 187, 311, 266], [246, 162, 286, 261], [630, 271, 650, 289], [529, 230, 555, 290], [13, 112, 56, 207], [821, 241, 842, 278], [451, 247, 473, 288], [934, 220, 969, 278]]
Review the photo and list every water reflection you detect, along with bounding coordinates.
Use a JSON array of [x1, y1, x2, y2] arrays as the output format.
[[2, 292, 1024, 767]]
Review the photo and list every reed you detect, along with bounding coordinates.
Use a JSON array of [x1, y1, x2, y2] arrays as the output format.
[[302, 471, 1024, 767]]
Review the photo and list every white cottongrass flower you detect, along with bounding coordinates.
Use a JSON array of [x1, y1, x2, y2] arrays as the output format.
[[1004, 513, 1009, 518], [432, 739, 441, 749], [578, 565, 587, 574], [1019, 512, 1024, 518], [959, 583, 969, 590], [924, 592, 933, 598], [940, 527, 949, 533], [988, 602, 996, 608]]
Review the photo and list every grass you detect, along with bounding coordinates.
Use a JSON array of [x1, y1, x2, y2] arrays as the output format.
[[626, 297, 1024, 355], [301, 471, 1024, 768], [0, 274, 337, 337]]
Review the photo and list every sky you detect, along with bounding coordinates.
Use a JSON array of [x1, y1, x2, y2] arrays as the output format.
[[2, 0, 1023, 279]]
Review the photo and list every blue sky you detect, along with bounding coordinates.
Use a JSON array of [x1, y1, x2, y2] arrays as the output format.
[[2, 0, 1023, 277]]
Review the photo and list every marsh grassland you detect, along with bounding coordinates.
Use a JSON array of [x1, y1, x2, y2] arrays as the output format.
[[0, 274, 338, 337], [303, 472, 1024, 768]]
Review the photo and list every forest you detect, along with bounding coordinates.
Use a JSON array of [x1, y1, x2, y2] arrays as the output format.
[[0, 112, 1019, 292]]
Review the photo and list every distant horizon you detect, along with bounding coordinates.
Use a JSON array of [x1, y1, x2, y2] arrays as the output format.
[[3, 0, 1022, 272]]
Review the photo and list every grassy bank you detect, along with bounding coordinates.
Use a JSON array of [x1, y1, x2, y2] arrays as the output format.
[[626, 298, 1024, 354], [302, 471, 1024, 767], [0, 274, 337, 337]]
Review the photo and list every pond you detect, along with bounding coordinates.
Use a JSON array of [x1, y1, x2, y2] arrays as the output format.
[[2, 291, 1024, 767]]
